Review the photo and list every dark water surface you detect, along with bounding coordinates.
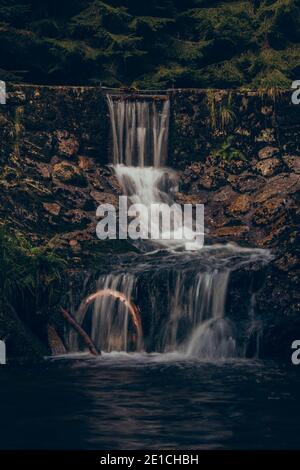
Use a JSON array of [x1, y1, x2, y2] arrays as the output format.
[[0, 353, 300, 450]]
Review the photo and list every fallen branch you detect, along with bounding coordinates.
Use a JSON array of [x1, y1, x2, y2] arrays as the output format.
[[60, 307, 100, 356], [78, 289, 143, 350]]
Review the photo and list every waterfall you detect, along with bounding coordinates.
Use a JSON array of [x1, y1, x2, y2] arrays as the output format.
[[107, 95, 170, 167], [70, 93, 271, 359], [108, 94, 203, 249], [91, 273, 137, 352]]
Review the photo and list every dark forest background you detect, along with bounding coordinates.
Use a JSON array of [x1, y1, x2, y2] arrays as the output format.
[[0, 0, 299, 88]]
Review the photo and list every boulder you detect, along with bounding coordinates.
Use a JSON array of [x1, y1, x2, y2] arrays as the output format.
[[228, 173, 265, 193], [212, 186, 237, 204], [253, 197, 287, 226], [254, 174, 300, 203], [56, 131, 79, 158], [255, 157, 281, 177], [258, 146, 279, 160], [283, 155, 300, 174], [43, 202, 61, 216], [228, 194, 251, 215], [52, 161, 87, 187]]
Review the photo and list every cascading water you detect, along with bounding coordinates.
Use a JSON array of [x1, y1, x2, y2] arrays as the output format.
[[108, 94, 202, 250], [107, 94, 170, 167], [70, 93, 271, 359]]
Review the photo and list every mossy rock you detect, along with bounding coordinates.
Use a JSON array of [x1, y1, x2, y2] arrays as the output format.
[[52, 161, 87, 187]]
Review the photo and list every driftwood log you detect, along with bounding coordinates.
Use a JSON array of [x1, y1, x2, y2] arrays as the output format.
[[60, 307, 100, 356]]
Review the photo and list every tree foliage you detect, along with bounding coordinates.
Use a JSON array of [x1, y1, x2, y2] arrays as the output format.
[[0, 0, 299, 87]]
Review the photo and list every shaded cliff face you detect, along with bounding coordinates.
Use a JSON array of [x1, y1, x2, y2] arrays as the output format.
[[0, 84, 299, 361]]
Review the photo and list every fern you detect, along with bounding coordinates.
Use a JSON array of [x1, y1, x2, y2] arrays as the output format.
[[213, 136, 246, 162]]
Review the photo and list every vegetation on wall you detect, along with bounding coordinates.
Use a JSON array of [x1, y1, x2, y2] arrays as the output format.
[[0, 0, 299, 88], [0, 224, 66, 355]]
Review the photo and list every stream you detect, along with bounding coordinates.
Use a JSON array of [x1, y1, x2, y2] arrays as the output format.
[[1, 356, 300, 449]]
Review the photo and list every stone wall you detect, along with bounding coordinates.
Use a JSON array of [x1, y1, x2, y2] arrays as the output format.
[[0, 84, 125, 260], [171, 89, 300, 167]]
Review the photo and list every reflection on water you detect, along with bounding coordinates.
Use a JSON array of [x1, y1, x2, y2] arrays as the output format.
[[0, 354, 299, 450]]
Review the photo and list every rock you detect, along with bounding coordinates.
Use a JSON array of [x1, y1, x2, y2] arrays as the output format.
[[198, 175, 214, 189], [52, 161, 87, 187], [78, 155, 94, 170], [234, 127, 251, 136], [261, 105, 273, 116], [283, 155, 300, 174], [56, 131, 79, 158], [0, 114, 9, 126], [205, 206, 229, 228], [228, 173, 265, 193], [7, 91, 26, 105], [212, 186, 237, 204], [254, 174, 300, 203], [43, 202, 61, 216], [253, 197, 287, 225], [256, 128, 276, 143], [182, 163, 203, 184], [188, 162, 203, 175], [258, 146, 279, 160], [36, 163, 51, 179], [69, 239, 81, 253], [228, 194, 251, 215], [22, 132, 54, 162], [90, 190, 119, 206], [224, 158, 248, 175], [274, 253, 299, 272], [198, 167, 225, 190], [211, 225, 249, 238], [255, 158, 281, 177], [106, 174, 123, 194], [63, 209, 91, 226], [175, 192, 208, 205]]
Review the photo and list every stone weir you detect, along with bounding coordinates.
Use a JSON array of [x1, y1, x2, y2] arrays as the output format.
[[0, 84, 299, 361]]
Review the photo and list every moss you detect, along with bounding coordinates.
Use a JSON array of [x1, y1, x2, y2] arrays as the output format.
[[0, 224, 68, 360]]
